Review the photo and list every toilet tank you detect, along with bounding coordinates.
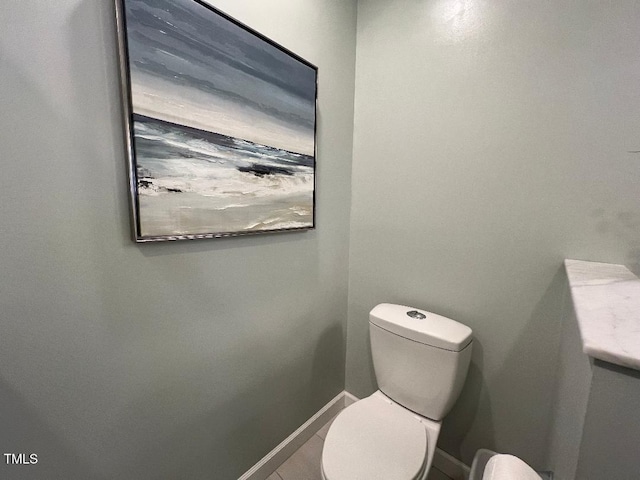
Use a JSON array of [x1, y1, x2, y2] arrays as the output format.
[[369, 303, 473, 421]]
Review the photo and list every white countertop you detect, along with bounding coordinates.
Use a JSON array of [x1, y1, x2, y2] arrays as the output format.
[[565, 259, 640, 371]]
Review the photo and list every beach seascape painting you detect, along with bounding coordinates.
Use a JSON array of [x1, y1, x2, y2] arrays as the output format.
[[115, 0, 317, 241]]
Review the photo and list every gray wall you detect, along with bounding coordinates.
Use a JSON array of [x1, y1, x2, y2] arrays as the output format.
[[546, 289, 592, 479], [4, 0, 640, 477], [347, 0, 640, 470], [576, 362, 640, 480], [0, 0, 356, 478]]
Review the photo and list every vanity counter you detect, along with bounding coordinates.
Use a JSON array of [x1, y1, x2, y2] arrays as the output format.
[[565, 259, 640, 371]]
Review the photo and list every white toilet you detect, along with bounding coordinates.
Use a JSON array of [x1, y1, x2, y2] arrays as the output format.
[[321, 303, 473, 480]]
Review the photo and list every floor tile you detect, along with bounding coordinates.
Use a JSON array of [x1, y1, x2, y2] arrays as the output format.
[[276, 434, 324, 480], [266, 471, 283, 480]]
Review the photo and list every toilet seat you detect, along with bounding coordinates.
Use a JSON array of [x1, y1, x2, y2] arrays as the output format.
[[321, 394, 428, 480]]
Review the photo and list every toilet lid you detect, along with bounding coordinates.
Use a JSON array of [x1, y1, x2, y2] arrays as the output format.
[[322, 395, 428, 480]]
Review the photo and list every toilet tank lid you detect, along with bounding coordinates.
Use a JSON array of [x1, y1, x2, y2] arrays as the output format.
[[369, 303, 472, 351]]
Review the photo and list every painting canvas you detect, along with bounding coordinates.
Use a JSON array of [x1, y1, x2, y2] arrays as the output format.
[[115, 0, 317, 241]]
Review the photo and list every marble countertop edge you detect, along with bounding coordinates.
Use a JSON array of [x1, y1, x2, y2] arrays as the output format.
[[582, 343, 640, 371], [565, 259, 640, 372]]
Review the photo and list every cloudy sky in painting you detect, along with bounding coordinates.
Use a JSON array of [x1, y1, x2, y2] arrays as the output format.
[[124, 0, 317, 155]]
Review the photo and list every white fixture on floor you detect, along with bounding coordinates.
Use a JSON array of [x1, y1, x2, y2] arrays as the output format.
[[469, 450, 546, 480], [321, 303, 473, 480]]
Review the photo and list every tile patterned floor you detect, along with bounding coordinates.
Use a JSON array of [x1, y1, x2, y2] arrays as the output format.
[[265, 414, 452, 480]]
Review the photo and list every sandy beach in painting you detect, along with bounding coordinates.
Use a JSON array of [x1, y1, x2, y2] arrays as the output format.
[[139, 192, 312, 236]]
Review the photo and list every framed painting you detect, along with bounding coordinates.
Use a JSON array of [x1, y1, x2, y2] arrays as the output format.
[[114, 0, 317, 242]]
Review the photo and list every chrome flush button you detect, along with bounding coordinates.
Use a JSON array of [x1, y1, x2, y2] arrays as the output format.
[[406, 310, 426, 319]]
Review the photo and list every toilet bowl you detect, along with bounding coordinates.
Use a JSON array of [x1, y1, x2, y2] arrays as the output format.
[[321, 303, 473, 480], [321, 391, 441, 480]]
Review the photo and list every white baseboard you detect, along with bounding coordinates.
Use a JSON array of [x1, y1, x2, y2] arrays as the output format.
[[343, 391, 359, 406], [237, 390, 471, 480], [237, 391, 346, 480]]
